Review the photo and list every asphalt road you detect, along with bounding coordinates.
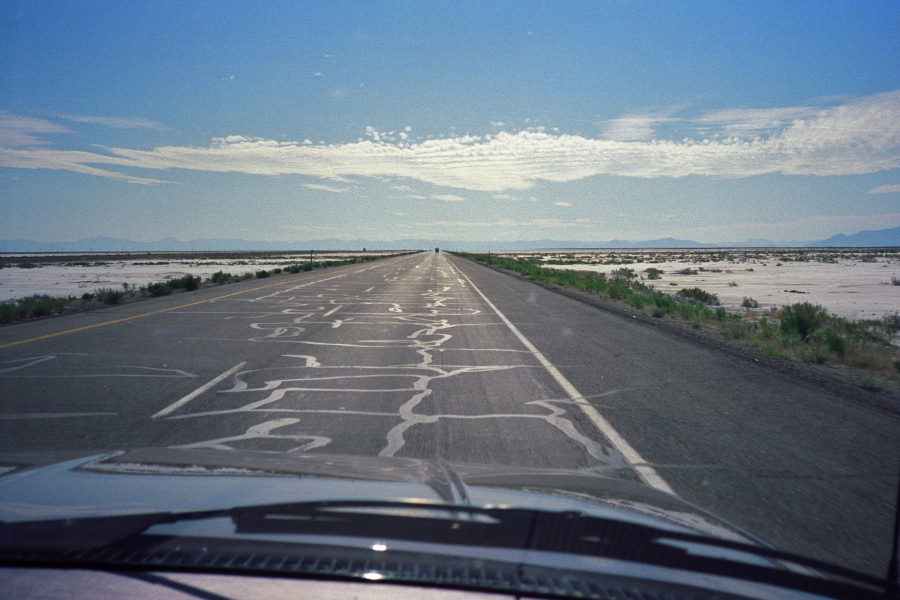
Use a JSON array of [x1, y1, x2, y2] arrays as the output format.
[[1, 251, 898, 577]]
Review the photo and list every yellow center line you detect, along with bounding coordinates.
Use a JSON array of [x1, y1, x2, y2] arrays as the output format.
[[0, 264, 364, 350]]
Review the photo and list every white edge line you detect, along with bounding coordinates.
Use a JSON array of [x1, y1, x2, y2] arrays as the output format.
[[152, 362, 247, 419], [453, 262, 676, 495]]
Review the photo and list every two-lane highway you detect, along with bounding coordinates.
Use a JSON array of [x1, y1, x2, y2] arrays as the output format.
[[0, 253, 650, 482], [1, 251, 898, 576]]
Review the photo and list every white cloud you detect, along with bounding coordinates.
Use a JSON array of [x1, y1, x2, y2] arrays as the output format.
[[693, 106, 822, 137], [554, 201, 573, 207], [0, 112, 72, 146], [868, 184, 900, 194], [303, 183, 350, 193], [600, 114, 674, 141], [58, 114, 164, 129], [430, 194, 465, 202], [0, 147, 170, 184], [2, 91, 899, 189]]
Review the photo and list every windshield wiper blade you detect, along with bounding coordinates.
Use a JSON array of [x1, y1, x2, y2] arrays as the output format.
[[0, 500, 518, 553], [232, 500, 533, 548]]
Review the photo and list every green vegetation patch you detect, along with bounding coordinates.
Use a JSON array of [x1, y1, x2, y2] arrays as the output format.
[[209, 270, 233, 284], [455, 252, 900, 389], [0, 295, 69, 323], [145, 282, 173, 297], [676, 287, 719, 305], [94, 288, 125, 304]]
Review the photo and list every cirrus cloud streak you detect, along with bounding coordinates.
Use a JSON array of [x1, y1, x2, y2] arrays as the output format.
[[2, 91, 899, 191]]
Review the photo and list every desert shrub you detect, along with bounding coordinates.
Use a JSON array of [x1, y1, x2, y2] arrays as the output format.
[[146, 282, 173, 297], [779, 302, 827, 341], [821, 329, 846, 358], [649, 290, 676, 310], [95, 288, 125, 304], [210, 270, 232, 284], [0, 303, 17, 323], [255, 269, 271, 278], [644, 267, 663, 280], [82, 292, 95, 300], [4, 295, 68, 321], [755, 317, 776, 340], [884, 313, 900, 332], [272, 267, 283, 274], [891, 276, 900, 286], [676, 287, 719, 305], [674, 267, 698, 275], [168, 275, 201, 291], [29, 296, 66, 317], [742, 297, 760, 308], [799, 342, 833, 364], [610, 267, 636, 279], [721, 321, 751, 339], [17, 262, 39, 269]]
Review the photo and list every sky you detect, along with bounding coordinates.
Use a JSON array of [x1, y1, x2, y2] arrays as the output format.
[[1, 0, 899, 245]]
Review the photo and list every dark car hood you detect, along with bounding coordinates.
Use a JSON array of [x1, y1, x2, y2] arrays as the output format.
[[0, 447, 753, 544], [4, 449, 891, 600]]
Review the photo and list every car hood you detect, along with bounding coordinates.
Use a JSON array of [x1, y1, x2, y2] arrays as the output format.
[[0, 447, 753, 544]]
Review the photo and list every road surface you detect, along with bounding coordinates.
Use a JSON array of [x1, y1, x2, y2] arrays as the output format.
[[1, 251, 897, 576]]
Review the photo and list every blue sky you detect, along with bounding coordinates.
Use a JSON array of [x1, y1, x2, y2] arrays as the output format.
[[1, 1, 899, 245]]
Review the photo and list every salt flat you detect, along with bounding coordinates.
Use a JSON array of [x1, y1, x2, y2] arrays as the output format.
[[522, 249, 899, 321], [2, 249, 898, 322], [0, 253, 395, 303]]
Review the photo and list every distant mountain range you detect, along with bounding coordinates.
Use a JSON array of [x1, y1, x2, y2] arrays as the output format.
[[1, 226, 898, 253]]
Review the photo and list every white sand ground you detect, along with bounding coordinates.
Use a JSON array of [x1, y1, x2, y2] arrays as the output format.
[[0, 253, 394, 303], [524, 249, 900, 321]]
